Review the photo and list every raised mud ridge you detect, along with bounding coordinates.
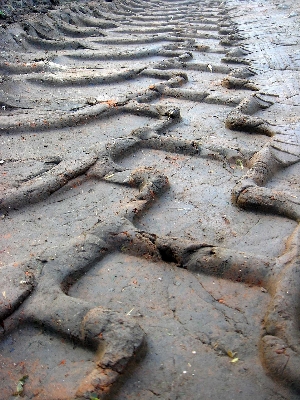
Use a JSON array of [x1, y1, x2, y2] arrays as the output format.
[[0, 0, 300, 398]]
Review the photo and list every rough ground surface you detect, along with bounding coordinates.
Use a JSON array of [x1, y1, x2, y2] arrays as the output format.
[[0, 0, 300, 399]]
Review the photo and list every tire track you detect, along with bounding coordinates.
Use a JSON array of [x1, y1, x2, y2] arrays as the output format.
[[1, 0, 299, 398]]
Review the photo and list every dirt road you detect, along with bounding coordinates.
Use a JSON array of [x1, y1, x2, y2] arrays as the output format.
[[0, 0, 300, 398]]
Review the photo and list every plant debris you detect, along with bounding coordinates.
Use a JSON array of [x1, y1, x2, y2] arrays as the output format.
[[13, 375, 28, 397]]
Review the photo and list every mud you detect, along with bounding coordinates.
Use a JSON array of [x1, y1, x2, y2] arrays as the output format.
[[0, 0, 300, 399]]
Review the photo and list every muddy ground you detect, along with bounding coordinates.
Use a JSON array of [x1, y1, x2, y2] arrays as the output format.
[[0, 0, 300, 399]]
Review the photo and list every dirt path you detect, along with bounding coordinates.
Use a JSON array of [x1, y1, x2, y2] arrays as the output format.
[[0, 0, 300, 399]]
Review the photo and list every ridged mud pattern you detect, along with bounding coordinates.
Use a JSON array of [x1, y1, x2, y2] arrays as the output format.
[[226, 0, 300, 394], [0, 0, 300, 399]]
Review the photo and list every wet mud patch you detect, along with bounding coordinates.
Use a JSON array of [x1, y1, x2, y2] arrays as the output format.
[[0, 322, 94, 400], [266, 161, 300, 198], [1, 0, 300, 396], [157, 98, 269, 155], [0, 114, 152, 160], [191, 51, 227, 64], [0, 159, 59, 192], [183, 70, 229, 90], [254, 71, 300, 106], [255, 103, 300, 126], [90, 41, 172, 51], [51, 55, 166, 70], [183, 70, 256, 99], [1, 72, 159, 111], [0, 178, 138, 266], [191, 37, 221, 48], [118, 149, 296, 257], [5, 76, 158, 110], [61, 46, 167, 62], [69, 252, 292, 400]]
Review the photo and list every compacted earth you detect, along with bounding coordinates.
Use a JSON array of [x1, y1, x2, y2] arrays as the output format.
[[0, 0, 300, 399]]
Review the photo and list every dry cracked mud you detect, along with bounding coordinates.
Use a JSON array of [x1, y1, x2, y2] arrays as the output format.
[[0, 0, 300, 399]]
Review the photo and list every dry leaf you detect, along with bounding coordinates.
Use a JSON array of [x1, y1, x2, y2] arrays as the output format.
[[227, 350, 237, 358]]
